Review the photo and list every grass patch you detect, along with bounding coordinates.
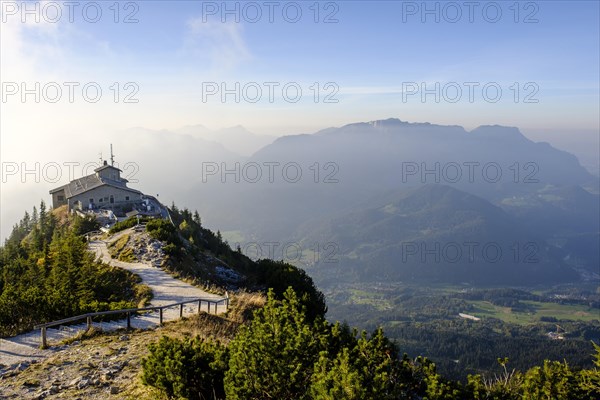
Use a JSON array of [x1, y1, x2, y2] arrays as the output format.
[[109, 234, 129, 256], [347, 289, 393, 311], [60, 326, 104, 346], [118, 246, 137, 262], [108, 233, 137, 262], [134, 284, 154, 307], [467, 300, 600, 324], [226, 290, 266, 324]]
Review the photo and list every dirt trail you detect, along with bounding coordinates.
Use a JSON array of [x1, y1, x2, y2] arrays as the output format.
[[89, 236, 224, 307]]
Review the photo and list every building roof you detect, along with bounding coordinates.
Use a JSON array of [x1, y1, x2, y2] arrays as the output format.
[[94, 163, 123, 173], [49, 172, 142, 198]]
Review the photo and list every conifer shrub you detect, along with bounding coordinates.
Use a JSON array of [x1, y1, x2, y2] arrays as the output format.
[[142, 336, 228, 400]]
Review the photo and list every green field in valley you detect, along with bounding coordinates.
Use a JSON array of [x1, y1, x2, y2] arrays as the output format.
[[467, 300, 600, 324]]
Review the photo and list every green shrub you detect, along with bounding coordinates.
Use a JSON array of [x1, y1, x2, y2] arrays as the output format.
[[138, 288, 600, 400], [255, 259, 327, 321], [162, 243, 178, 256], [146, 219, 180, 244], [109, 217, 138, 234], [224, 288, 329, 400], [72, 215, 100, 236], [142, 336, 228, 400], [521, 360, 576, 400]]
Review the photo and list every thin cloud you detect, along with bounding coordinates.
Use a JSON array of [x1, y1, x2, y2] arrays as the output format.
[[183, 18, 252, 71]]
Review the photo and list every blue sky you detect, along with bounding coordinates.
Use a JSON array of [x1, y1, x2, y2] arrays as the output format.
[[61, 1, 600, 80], [2, 1, 598, 136], [52, 1, 599, 87]]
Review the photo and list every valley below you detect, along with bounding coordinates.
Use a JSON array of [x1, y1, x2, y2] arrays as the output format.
[[322, 281, 600, 380]]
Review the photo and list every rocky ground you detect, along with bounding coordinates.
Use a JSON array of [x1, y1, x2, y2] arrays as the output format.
[[90, 232, 226, 307], [0, 326, 165, 400], [110, 227, 243, 288], [127, 227, 167, 267]]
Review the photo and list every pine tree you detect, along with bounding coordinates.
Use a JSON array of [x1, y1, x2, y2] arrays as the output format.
[[193, 210, 201, 226], [311, 348, 367, 399], [224, 288, 328, 400], [521, 360, 575, 400], [575, 342, 600, 398]]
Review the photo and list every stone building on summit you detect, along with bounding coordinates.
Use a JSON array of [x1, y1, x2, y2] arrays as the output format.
[[49, 161, 142, 211], [49, 146, 167, 227]]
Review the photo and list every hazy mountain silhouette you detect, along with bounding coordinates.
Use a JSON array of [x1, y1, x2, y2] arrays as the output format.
[[295, 184, 576, 286], [176, 125, 275, 156], [113, 118, 596, 284], [192, 119, 595, 240]]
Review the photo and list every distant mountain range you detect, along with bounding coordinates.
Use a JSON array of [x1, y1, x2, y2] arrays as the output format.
[[175, 125, 275, 156], [112, 118, 598, 286]]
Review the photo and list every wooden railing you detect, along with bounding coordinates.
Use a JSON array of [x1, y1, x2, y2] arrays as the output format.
[[83, 230, 104, 240], [33, 295, 229, 348]]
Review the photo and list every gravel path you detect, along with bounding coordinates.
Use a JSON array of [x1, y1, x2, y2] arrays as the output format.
[[0, 231, 226, 370], [89, 237, 224, 308]]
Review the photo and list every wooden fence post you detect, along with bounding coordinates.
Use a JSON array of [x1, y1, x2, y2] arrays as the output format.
[[180, 303, 184, 318], [198, 300, 202, 314], [41, 327, 47, 348], [159, 308, 163, 325], [126, 312, 131, 330], [86, 316, 92, 330]]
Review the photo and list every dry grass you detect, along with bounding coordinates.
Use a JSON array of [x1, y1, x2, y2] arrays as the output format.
[[50, 205, 69, 227], [60, 325, 104, 346], [109, 234, 129, 253], [226, 290, 267, 324], [134, 284, 153, 307], [152, 290, 267, 344]]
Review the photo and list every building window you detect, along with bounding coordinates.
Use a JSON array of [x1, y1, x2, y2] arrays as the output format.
[[99, 198, 103, 203], [125, 196, 130, 201], [90, 198, 94, 203], [57, 195, 64, 201]]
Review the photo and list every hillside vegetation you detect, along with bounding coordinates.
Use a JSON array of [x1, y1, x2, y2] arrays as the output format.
[[0, 201, 326, 337], [134, 204, 327, 321], [140, 288, 600, 400], [0, 203, 151, 337], [299, 185, 576, 286]]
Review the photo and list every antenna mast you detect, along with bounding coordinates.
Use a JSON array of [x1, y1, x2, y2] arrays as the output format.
[[110, 144, 115, 166]]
